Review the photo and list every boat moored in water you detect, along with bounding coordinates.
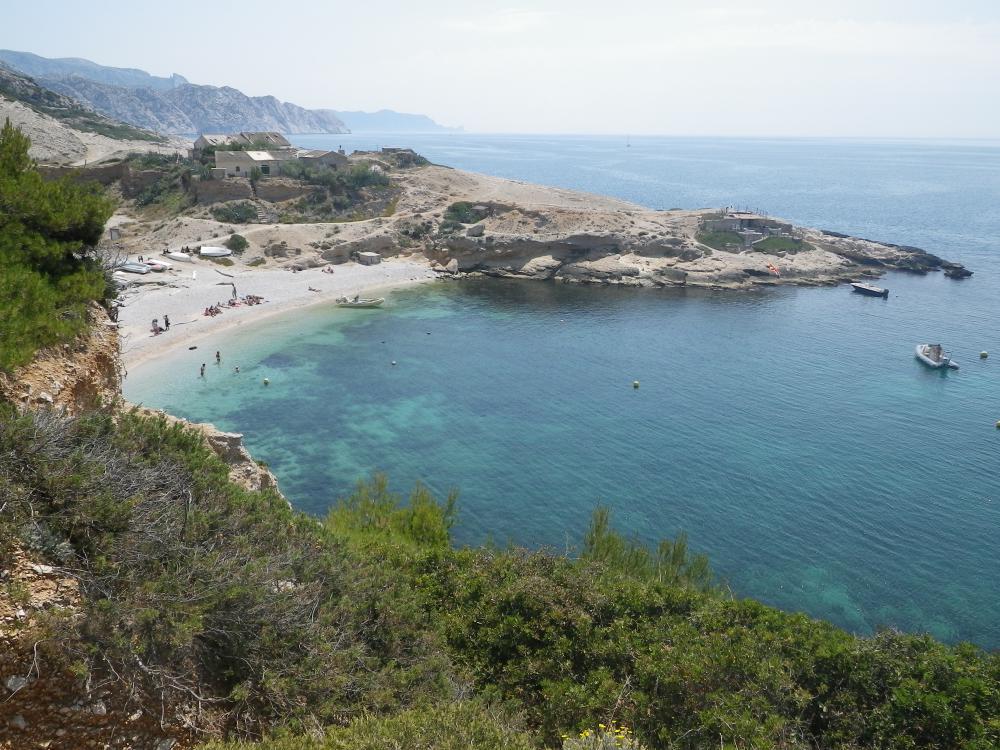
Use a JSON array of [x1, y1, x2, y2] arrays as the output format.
[[336, 296, 384, 308], [851, 282, 889, 298], [915, 343, 959, 370]]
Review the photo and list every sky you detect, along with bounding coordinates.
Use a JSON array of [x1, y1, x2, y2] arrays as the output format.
[[3, 0, 1000, 136]]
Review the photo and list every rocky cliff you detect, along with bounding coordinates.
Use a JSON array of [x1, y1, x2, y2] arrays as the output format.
[[41, 77, 348, 135]]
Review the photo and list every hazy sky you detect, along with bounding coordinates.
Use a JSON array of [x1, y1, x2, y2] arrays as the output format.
[[3, 0, 1000, 136]]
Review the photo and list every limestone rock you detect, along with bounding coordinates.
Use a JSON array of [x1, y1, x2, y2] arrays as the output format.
[[466, 223, 485, 237]]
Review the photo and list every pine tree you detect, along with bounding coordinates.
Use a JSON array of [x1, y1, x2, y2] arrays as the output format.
[[0, 118, 114, 370]]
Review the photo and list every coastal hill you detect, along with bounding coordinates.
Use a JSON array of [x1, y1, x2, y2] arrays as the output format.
[[0, 49, 348, 135], [0, 64, 185, 163], [39, 76, 349, 136], [0, 48, 189, 90], [0, 50, 461, 136]]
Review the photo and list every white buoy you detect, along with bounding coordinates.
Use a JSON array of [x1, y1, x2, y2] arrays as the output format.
[[263, 378, 270, 386], [391, 360, 397, 366], [633, 380, 640, 389], [981, 351, 988, 359]]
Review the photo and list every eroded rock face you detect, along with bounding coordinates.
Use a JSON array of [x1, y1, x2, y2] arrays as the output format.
[[126, 406, 285, 500], [0, 304, 122, 415]]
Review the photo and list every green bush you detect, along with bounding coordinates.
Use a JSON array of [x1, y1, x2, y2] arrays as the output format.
[[696, 229, 744, 251], [0, 120, 114, 370], [226, 233, 249, 253], [212, 201, 258, 224], [754, 235, 814, 254], [2, 406, 997, 749], [444, 201, 487, 224]]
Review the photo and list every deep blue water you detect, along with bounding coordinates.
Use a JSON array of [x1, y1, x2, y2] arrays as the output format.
[[127, 136, 1000, 648]]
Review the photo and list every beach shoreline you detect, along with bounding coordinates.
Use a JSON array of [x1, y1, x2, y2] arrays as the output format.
[[118, 256, 437, 374]]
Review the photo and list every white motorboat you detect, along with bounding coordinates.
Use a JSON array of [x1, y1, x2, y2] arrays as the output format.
[[199, 246, 232, 257], [915, 344, 959, 370], [336, 297, 384, 308], [117, 263, 151, 274], [166, 251, 193, 262]]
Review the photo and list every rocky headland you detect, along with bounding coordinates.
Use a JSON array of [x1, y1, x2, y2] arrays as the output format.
[[115, 160, 969, 295]]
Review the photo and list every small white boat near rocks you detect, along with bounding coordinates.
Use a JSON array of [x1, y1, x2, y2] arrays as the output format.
[[199, 246, 232, 258], [165, 251, 193, 263], [915, 344, 959, 370]]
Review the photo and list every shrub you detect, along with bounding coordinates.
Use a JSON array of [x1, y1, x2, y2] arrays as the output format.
[[226, 233, 249, 253], [212, 201, 258, 224], [444, 201, 487, 224]]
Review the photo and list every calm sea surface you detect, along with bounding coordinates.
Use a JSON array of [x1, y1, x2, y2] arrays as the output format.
[[126, 136, 1000, 648]]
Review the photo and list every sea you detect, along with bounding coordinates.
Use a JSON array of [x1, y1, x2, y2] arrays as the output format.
[[125, 135, 1000, 649]]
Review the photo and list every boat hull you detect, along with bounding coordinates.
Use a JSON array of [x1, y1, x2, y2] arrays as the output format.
[[851, 283, 888, 298]]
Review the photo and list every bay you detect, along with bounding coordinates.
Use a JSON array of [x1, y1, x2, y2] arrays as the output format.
[[126, 135, 1000, 648]]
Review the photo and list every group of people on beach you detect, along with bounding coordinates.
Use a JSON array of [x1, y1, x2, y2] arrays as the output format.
[[203, 295, 265, 317], [150, 314, 170, 335]]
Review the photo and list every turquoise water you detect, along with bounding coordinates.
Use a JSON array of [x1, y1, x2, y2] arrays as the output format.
[[127, 137, 1000, 648]]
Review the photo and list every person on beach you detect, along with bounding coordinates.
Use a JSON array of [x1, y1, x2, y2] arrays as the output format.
[[200, 363, 205, 377], [164, 314, 170, 330]]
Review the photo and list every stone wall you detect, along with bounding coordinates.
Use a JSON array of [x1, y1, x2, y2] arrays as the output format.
[[254, 178, 316, 203], [38, 161, 127, 186], [192, 176, 253, 204], [120, 168, 164, 198]]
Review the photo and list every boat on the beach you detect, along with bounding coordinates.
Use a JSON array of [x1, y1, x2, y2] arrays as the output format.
[[165, 251, 193, 262], [915, 343, 959, 370], [117, 262, 151, 274], [336, 297, 385, 308], [143, 261, 169, 272], [199, 246, 232, 257], [851, 282, 889, 298]]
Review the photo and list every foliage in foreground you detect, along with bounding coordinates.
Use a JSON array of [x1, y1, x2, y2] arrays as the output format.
[[0, 406, 997, 749], [0, 120, 114, 370]]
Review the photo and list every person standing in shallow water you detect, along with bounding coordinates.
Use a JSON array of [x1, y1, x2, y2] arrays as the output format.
[[215, 351, 221, 364], [200, 363, 205, 377]]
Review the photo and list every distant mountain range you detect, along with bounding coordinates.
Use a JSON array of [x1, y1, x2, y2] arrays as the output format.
[[330, 110, 461, 133], [0, 50, 459, 136]]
